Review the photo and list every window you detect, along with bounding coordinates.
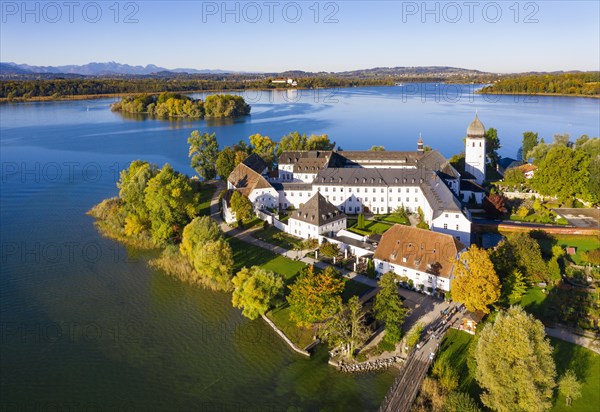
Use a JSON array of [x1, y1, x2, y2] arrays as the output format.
[[406, 197, 410, 202], [372, 188, 376, 193], [455, 214, 459, 218], [406, 188, 409, 193], [414, 188, 418, 193], [357, 188, 360, 193], [325, 187, 328, 192], [348, 188, 352, 193], [456, 225, 459, 230], [415, 198, 418, 202], [381, 188, 384, 193], [443, 224, 448, 229], [445, 214, 448, 218], [397, 188, 401, 192], [381, 198, 384, 202], [333, 196, 336, 201]]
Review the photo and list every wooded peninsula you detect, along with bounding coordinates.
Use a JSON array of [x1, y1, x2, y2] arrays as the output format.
[[110, 92, 251, 118], [479, 72, 600, 97]]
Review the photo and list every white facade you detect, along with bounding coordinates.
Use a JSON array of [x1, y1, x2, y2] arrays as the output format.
[[248, 187, 279, 211], [288, 216, 347, 239], [431, 211, 472, 246], [465, 136, 486, 185], [375, 260, 452, 292]]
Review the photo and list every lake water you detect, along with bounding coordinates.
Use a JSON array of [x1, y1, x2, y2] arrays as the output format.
[[1, 86, 599, 411]]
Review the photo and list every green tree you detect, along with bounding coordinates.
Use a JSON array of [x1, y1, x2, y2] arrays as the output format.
[[230, 191, 253, 222], [444, 392, 481, 412], [370, 145, 386, 151], [231, 266, 284, 320], [507, 232, 547, 282], [417, 207, 430, 230], [117, 160, 158, 223], [180, 216, 222, 260], [503, 269, 528, 304], [321, 296, 370, 359], [249, 133, 277, 169], [484, 127, 501, 167], [144, 164, 199, 243], [306, 133, 335, 150], [188, 130, 219, 180], [451, 245, 501, 314], [374, 272, 408, 344], [531, 145, 591, 201], [475, 306, 556, 412], [449, 153, 466, 174], [558, 369, 582, 407], [203, 94, 250, 118], [287, 265, 344, 327], [503, 168, 526, 186], [527, 139, 549, 164], [215, 147, 237, 179], [357, 213, 365, 230], [522, 132, 539, 161], [277, 131, 308, 155], [191, 238, 234, 291], [319, 242, 340, 258]]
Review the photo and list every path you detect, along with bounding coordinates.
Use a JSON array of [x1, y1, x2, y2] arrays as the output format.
[[545, 325, 600, 355], [379, 302, 463, 412]]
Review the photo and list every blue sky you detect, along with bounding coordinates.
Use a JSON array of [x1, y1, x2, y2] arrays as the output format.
[[1, 1, 598, 72]]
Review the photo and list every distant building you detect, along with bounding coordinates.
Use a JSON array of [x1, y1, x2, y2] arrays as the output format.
[[373, 225, 466, 292], [519, 164, 538, 179], [271, 78, 297, 86]]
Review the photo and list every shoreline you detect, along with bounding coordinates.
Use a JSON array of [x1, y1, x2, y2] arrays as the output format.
[[476, 90, 599, 99], [0, 85, 365, 104]]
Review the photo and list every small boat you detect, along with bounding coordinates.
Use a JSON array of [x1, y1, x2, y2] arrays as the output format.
[[394, 82, 404, 86]]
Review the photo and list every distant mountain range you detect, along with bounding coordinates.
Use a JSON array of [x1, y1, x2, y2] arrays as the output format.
[[1, 61, 592, 81], [0, 62, 233, 76]]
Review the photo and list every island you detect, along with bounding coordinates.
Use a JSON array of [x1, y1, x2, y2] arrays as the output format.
[[110, 92, 251, 118], [90, 121, 599, 412]]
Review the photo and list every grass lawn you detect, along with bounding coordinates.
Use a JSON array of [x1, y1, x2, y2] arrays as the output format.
[[342, 279, 375, 302], [197, 183, 216, 217], [266, 305, 315, 349], [550, 338, 600, 412], [253, 226, 303, 250], [376, 213, 410, 225], [227, 236, 305, 281], [520, 286, 548, 319], [435, 329, 480, 398], [550, 235, 599, 265], [348, 219, 393, 235]]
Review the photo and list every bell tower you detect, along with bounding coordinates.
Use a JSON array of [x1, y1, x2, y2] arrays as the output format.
[[465, 114, 486, 184]]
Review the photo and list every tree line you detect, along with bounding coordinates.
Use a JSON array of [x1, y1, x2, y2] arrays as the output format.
[[0, 76, 395, 100], [505, 132, 600, 205], [479, 72, 600, 97], [188, 130, 337, 180]]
